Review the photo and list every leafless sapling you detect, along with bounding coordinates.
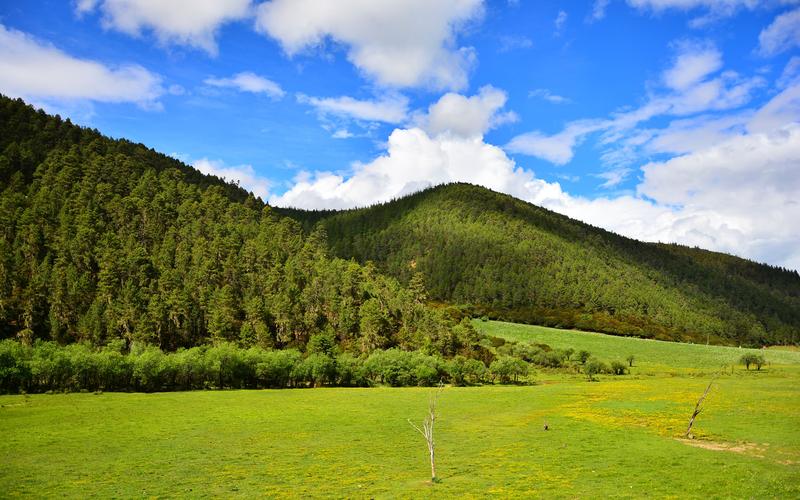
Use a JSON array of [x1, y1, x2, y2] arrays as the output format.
[[684, 375, 718, 439], [408, 382, 445, 483]]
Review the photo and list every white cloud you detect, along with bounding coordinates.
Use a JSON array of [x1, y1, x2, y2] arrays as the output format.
[[758, 8, 800, 57], [595, 168, 632, 188], [297, 93, 409, 124], [205, 71, 285, 98], [506, 120, 604, 165], [662, 43, 722, 91], [193, 158, 271, 200], [416, 85, 516, 138], [778, 56, 800, 88], [270, 127, 543, 210], [78, 0, 252, 56], [589, 0, 611, 21], [508, 42, 764, 165], [497, 35, 533, 52], [554, 10, 568, 34], [0, 24, 163, 108], [254, 0, 484, 90], [331, 129, 354, 139], [528, 88, 571, 104]]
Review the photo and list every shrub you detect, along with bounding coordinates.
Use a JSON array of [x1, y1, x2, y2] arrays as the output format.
[[574, 350, 591, 365], [610, 361, 628, 375], [335, 353, 367, 387], [584, 359, 609, 381]]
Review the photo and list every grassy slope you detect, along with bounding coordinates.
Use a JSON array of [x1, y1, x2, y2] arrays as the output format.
[[2, 327, 800, 498], [476, 320, 800, 371]]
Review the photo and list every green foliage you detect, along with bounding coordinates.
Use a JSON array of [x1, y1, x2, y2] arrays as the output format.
[[280, 183, 800, 347], [1, 339, 527, 392], [610, 360, 628, 375], [575, 350, 592, 364], [0, 96, 480, 359], [489, 356, 529, 383], [740, 353, 767, 371], [584, 359, 609, 381]]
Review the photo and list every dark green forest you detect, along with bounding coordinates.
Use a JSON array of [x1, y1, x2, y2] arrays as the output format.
[[279, 184, 800, 346], [0, 95, 481, 359]]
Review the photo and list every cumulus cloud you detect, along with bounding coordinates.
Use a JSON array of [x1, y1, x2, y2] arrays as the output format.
[[297, 93, 409, 124], [254, 0, 483, 90], [758, 8, 800, 57], [270, 127, 542, 210], [0, 24, 163, 108], [416, 85, 516, 138], [204, 71, 284, 98], [193, 158, 271, 200], [78, 0, 252, 55]]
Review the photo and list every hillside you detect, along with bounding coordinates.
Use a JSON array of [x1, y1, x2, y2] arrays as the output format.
[[0, 96, 476, 356], [279, 184, 800, 346]]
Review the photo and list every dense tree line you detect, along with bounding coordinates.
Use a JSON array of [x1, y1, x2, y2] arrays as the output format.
[[0, 96, 485, 361], [0, 335, 629, 393], [281, 184, 800, 347]]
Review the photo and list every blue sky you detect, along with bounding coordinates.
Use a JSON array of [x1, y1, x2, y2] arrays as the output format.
[[1, 0, 799, 270]]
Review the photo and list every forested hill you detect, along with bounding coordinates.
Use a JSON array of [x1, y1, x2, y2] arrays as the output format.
[[0, 96, 480, 357], [279, 184, 800, 347]]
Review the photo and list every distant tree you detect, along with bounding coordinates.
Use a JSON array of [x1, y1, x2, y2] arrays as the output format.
[[610, 361, 627, 375], [575, 350, 591, 365], [626, 355, 635, 367], [740, 353, 766, 370], [584, 359, 608, 381]]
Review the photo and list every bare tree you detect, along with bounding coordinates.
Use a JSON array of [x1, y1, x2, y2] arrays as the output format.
[[684, 375, 718, 439], [408, 382, 444, 483]]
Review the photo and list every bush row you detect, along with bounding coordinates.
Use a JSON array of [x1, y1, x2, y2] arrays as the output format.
[[0, 340, 536, 393]]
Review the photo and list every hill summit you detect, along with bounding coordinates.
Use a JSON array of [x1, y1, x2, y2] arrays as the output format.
[[279, 183, 800, 346]]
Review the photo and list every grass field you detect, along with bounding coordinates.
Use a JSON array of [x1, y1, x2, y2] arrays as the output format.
[[475, 320, 800, 372], [2, 323, 799, 498]]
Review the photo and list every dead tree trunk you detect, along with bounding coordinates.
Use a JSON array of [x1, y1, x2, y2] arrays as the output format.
[[408, 383, 444, 483], [684, 376, 717, 439]]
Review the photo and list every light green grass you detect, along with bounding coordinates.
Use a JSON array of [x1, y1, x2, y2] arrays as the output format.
[[475, 320, 800, 371], [2, 376, 799, 497], [3, 321, 799, 497]]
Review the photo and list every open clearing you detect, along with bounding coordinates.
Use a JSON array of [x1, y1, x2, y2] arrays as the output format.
[[2, 323, 799, 498]]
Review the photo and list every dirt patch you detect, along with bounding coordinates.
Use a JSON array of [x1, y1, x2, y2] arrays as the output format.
[[677, 438, 766, 458]]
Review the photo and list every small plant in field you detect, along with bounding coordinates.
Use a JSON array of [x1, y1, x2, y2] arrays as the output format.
[[408, 382, 445, 484]]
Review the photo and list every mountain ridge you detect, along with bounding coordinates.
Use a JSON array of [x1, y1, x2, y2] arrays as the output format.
[[278, 183, 800, 346]]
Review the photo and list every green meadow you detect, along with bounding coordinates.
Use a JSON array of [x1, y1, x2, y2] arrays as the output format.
[[476, 320, 800, 372], [2, 322, 800, 498]]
